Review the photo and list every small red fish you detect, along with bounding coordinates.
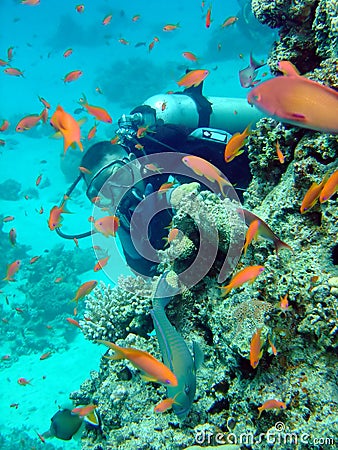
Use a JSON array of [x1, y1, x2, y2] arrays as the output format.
[[79, 166, 92, 174], [87, 123, 98, 140], [268, 338, 277, 356], [144, 163, 163, 173], [16, 114, 42, 132], [220, 265, 265, 296], [63, 48, 73, 58], [66, 317, 82, 328], [182, 52, 198, 62], [205, 6, 212, 28], [276, 140, 285, 164], [163, 23, 180, 32], [221, 16, 238, 27], [3, 216, 15, 222], [63, 70, 83, 83], [250, 328, 263, 369], [3, 260, 21, 282], [39, 351, 52, 360], [94, 216, 119, 237], [21, 0, 40, 4], [38, 96, 50, 109], [72, 280, 98, 303], [4, 67, 24, 77], [9, 228, 17, 246], [17, 377, 32, 385], [72, 404, 97, 417], [79, 94, 112, 123], [258, 399, 286, 418], [319, 169, 338, 203], [48, 202, 67, 230], [36, 431, 46, 443], [154, 394, 180, 413], [102, 14, 113, 25], [35, 174, 42, 186], [75, 4, 84, 13], [177, 69, 209, 88], [94, 256, 110, 272], [7, 47, 14, 61], [29, 256, 40, 264], [0, 119, 10, 132]]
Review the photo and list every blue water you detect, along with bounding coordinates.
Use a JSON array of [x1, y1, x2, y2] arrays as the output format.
[[0, 1, 275, 448]]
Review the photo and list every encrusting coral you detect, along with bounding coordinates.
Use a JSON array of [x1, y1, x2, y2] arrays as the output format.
[[74, 1, 337, 448]]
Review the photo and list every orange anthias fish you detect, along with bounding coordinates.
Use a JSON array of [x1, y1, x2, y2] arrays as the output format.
[[276, 140, 285, 164], [279, 293, 291, 314], [72, 280, 98, 303], [4, 67, 24, 77], [224, 123, 251, 162], [16, 113, 42, 132], [205, 5, 212, 28], [93, 256, 110, 272], [39, 351, 52, 360], [247, 60, 338, 134], [238, 208, 293, 254], [182, 155, 231, 196], [72, 404, 97, 417], [63, 70, 83, 83], [154, 394, 180, 413], [63, 48, 73, 58], [243, 219, 260, 255], [258, 399, 287, 418], [182, 52, 198, 62], [3, 260, 21, 282], [220, 265, 265, 296], [102, 14, 113, 25], [66, 317, 82, 328], [75, 4, 84, 13], [87, 123, 98, 140], [9, 228, 17, 246], [94, 216, 119, 237], [17, 377, 32, 385], [177, 69, 209, 88], [38, 96, 50, 109], [48, 200, 68, 230], [221, 16, 238, 27], [98, 340, 178, 387], [319, 169, 338, 203], [300, 174, 329, 213], [79, 94, 112, 123], [250, 328, 263, 369], [0, 119, 10, 131], [50, 105, 83, 153], [163, 23, 180, 31]]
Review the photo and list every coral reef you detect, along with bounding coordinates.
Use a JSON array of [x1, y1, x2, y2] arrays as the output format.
[[0, 179, 22, 200], [75, 1, 338, 449], [81, 276, 152, 342], [1, 243, 95, 361]]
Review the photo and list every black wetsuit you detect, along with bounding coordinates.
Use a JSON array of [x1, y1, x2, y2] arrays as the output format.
[[116, 123, 251, 277]]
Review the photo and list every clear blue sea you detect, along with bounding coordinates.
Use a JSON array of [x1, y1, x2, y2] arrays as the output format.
[[0, 1, 276, 448]]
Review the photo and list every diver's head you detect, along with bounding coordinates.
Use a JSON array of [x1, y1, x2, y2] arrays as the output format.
[[81, 141, 145, 208]]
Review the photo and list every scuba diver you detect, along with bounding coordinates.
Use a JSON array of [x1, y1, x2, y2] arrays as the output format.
[[56, 81, 263, 278]]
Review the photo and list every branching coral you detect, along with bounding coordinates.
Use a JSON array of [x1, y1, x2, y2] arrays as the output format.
[[81, 276, 152, 342]]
